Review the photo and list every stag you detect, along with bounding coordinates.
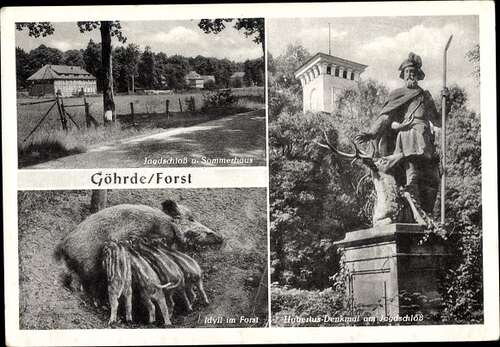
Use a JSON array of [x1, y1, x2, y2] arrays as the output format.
[[316, 131, 430, 227]]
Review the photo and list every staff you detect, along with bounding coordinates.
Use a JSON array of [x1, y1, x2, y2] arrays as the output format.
[[441, 35, 453, 224]]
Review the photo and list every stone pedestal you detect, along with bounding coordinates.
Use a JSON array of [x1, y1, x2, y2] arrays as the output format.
[[334, 223, 449, 318]]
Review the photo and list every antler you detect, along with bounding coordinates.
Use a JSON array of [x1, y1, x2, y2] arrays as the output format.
[[315, 130, 375, 161]]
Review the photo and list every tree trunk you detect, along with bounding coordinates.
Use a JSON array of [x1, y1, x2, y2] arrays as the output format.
[[90, 190, 107, 213], [131, 73, 135, 93], [100, 21, 115, 123]]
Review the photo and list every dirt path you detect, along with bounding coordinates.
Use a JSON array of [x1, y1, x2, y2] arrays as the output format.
[[26, 110, 266, 169], [18, 189, 268, 329]]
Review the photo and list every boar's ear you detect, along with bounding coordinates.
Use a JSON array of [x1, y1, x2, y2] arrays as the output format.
[[161, 199, 181, 218]]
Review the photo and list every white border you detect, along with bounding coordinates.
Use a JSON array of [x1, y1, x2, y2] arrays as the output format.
[[2, 1, 498, 345]]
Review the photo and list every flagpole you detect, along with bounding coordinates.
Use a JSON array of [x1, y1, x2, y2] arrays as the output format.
[[441, 35, 453, 224]]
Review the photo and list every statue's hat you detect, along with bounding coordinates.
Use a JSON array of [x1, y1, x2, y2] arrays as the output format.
[[399, 52, 425, 80]]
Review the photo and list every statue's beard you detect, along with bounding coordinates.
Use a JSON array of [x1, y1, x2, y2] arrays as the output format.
[[406, 78, 418, 88]]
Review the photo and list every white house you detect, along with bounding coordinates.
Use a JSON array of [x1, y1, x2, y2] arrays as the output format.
[[185, 71, 216, 89], [294, 53, 367, 113]]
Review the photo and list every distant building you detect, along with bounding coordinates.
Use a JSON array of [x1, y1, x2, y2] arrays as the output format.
[[230, 71, 246, 87], [294, 53, 367, 113], [27, 64, 97, 97], [185, 71, 215, 89]]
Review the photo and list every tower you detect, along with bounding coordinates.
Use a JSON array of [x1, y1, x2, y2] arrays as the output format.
[[294, 53, 367, 113]]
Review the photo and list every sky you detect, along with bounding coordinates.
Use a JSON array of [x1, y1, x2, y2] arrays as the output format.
[[15, 20, 263, 62], [268, 16, 480, 112]]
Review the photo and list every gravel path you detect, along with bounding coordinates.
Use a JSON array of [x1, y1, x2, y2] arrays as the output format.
[[26, 110, 266, 169]]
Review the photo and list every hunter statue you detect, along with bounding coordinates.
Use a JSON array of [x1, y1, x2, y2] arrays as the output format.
[[355, 52, 442, 215], [318, 52, 448, 226]]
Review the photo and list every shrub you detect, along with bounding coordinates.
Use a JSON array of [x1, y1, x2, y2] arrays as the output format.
[[202, 89, 236, 109]]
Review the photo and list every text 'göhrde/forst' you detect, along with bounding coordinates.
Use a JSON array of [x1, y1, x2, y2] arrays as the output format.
[[90, 171, 192, 187]]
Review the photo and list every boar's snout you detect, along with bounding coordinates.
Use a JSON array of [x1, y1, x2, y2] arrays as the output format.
[[183, 221, 223, 246]]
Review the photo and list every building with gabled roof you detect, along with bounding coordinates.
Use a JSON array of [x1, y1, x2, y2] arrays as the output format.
[[27, 64, 97, 97], [185, 71, 216, 89], [229, 71, 246, 87], [295, 52, 367, 113]]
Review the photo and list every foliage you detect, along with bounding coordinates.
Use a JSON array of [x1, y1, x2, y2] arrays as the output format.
[[198, 18, 265, 53], [267, 44, 312, 122], [466, 44, 480, 84], [62, 49, 85, 68], [16, 22, 55, 37], [83, 40, 104, 91], [271, 284, 349, 327], [268, 37, 483, 323], [137, 46, 157, 89], [439, 220, 483, 323], [269, 77, 390, 288], [76, 21, 127, 43], [202, 89, 236, 109]]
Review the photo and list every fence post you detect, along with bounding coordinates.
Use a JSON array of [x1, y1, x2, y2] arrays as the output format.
[[55, 91, 68, 131], [84, 97, 91, 128], [178, 98, 183, 112], [130, 102, 135, 123], [166, 99, 170, 118], [191, 96, 195, 111]]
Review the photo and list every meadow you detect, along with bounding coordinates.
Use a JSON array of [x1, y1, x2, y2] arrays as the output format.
[[17, 87, 264, 167]]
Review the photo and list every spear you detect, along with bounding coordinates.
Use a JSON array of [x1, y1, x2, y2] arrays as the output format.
[[441, 35, 453, 224]]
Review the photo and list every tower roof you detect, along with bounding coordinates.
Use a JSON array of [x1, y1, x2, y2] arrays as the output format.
[[294, 52, 367, 79]]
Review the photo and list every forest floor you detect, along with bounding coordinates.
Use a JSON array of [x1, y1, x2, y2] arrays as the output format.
[[18, 188, 268, 329]]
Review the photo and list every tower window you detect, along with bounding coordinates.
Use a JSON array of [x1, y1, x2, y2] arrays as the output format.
[[334, 68, 339, 77], [350, 72, 355, 80], [342, 70, 348, 79], [326, 66, 331, 75]]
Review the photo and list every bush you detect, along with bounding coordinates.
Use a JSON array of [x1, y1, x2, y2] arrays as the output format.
[[202, 89, 236, 109], [439, 220, 483, 323], [271, 284, 350, 327]]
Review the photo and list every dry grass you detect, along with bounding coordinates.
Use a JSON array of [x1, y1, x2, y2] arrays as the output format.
[[17, 87, 265, 168]]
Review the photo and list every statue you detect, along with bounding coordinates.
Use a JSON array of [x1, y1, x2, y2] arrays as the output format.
[[318, 52, 446, 227]]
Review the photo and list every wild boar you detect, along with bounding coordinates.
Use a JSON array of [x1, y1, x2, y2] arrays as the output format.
[[55, 204, 184, 299]]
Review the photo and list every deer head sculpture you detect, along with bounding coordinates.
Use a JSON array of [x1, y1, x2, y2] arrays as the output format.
[[315, 131, 411, 227]]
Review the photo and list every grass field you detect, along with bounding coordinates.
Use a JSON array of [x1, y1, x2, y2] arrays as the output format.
[[17, 87, 265, 167], [18, 188, 268, 329]]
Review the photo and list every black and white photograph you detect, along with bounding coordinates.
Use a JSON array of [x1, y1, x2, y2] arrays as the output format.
[[268, 16, 484, 326], [15, 19, 266, 169], [2, 2, 498, 346], [18, 188, 268, 329]]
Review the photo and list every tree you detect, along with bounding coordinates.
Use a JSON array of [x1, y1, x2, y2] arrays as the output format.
[[198, 18, 265, 55], [15, 47, 31, 90], [269, 79, 389, 288], [17, 21, 127, 123], [62, 49, 85, 67], [124, 43, 141, 92], [137, 46, 157, 89], [466, 44, 480, 85], [83, 40, 103, 91], [273, 43, 311, 93], [27, 44, 64, 70]]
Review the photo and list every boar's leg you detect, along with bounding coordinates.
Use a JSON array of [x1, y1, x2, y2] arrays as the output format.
[[155, 295, 172, 326], [107, 291, 120, 325], [124, 286, 133, 323], [178, 288, 193, 312], [196, 279, 210, 305]]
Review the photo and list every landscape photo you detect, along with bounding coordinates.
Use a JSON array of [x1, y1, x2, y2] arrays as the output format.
[[15, 19, 266, 169], [268, 16, 482, 326]]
